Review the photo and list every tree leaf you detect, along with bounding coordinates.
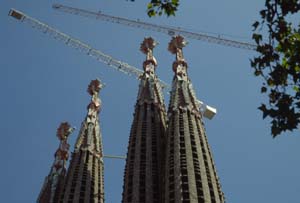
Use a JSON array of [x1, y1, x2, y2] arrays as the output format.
[[293, 86, 299, 92], [261, 86, 267, 93], [258, 104, 269, 119], [252, 21, 260, 30], [147, 9, 156, 17], [252, 33, 262, 44], [147, 3, 153, 9]]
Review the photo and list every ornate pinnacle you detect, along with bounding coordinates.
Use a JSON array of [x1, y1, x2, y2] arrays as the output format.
[[56, 122, 75, 141], [168, 35, 188, 53], [55, 122, 74, 162], [168, 36, 189, 79], [140, 37, 157, 55], [87, 79, 103, 96], [87, 79, 103, 121], [140, 37, 158, 69], [37, 122, 74, 203]]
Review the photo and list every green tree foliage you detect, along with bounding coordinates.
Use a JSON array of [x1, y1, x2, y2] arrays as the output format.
[[146, 0, 179, 17], [251, 0, 300, 137]]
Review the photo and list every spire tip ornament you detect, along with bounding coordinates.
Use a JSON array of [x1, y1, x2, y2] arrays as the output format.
[[168, 35, 188, 54], [56, 122, 75, 141], [140, 37, 158, 55], [140, 37, 158, 74], [87, 78, 103, 96], [169, 35, 188, 79]]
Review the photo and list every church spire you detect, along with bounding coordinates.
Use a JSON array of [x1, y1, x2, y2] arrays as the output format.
[[122, 37, 167, 203], [59, 79, 105, 203], [164, 36, 225, 203], [37, 122, 75, 203]]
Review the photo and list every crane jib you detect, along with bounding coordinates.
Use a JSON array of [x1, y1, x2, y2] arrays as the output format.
[[52, 3, 256, 51]]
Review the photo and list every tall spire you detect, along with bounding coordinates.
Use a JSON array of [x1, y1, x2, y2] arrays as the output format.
[[164, 36, 225, 203], [122, 37, 167, 203], [37, 122, 75, 203], [59, 79, 105, 203]]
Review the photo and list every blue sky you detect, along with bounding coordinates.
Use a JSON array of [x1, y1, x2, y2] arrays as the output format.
[[1, 0, 300, 202]]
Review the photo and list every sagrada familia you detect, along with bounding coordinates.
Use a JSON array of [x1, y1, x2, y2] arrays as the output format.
[[37, 35, 225, 203]]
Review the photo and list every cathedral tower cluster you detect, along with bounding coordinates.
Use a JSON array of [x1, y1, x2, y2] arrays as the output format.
[[122, 36, 224, 203], [37, 36, 224, 203]]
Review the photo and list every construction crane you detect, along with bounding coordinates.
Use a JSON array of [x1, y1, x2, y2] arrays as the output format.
[[8, 8, 217, 119], [8, 9, 162, 86], [52, 3, 256, 51]]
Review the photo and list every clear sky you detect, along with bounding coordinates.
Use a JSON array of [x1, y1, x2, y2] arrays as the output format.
[[1, 0, 300, 202]]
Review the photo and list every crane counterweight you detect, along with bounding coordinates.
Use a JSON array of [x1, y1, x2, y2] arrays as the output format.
[[9, 9, 24, 20]]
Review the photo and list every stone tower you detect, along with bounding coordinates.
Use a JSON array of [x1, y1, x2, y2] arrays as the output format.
[[164, 36, 225, 203], [37, 122, 75, 203], [58, 79, 105, 203], [122, 37, 167, 203]]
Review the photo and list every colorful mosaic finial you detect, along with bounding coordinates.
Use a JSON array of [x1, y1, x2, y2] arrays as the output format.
[[168, 35, 188, 80], [87, 78, 103, 96], [168, 35, 188, 55], [140, 37, 158, 70]]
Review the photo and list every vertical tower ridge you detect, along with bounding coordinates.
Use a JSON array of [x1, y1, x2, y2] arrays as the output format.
[[122, 37, 167, 203], [164, 36, 225, 203], [59, 79, 105, 203], [37, 122, 74, 203]]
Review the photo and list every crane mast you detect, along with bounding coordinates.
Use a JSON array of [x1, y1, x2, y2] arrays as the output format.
[[52, 3, 256, 51]]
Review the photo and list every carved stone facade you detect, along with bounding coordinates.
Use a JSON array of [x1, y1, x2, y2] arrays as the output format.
[[122, 37, 167, 203], [164, 36, 225, 203], [57, 79, 105, 203]]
